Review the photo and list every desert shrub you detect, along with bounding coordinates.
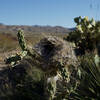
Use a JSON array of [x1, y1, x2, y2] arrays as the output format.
[[52, 53, 100, 100], [67, 54, 100, 100]]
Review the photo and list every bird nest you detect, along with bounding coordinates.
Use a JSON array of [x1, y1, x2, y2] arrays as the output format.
[[34, 36, 78, 70]]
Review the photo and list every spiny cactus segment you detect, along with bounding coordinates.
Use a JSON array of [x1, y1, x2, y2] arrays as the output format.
[[74, 16, 96, 33], [17, 30, 27, 51], [5, 30, 28, 66], [5, 30, 42, 67]]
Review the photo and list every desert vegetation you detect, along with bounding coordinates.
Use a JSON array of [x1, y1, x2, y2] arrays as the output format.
[[0, 16, 100, 100]]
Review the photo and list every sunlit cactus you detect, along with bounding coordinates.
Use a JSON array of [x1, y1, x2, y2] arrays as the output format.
[[5, 51, 28, 66], [17, 30, 27, 51], [5, 53, 21, 66], [5, 30, 28, 66], [5, 30, 42, 66], [74, 16, 96, 33], [66, 16, 100, 55]]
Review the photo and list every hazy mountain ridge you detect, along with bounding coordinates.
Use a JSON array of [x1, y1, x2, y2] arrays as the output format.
[[0, 24, 72, 35]]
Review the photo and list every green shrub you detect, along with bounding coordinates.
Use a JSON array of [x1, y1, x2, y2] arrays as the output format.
[[68, 54, 100, 100]]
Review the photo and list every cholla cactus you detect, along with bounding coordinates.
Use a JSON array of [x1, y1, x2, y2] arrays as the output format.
[[5, 53, 21, 66], [5, 30, 79, 100], [5, 30, 42, 66], [5, 30, 28, 66], [17, 30, 27, 51], [67, 16, 100, 55], [5, 50, 28, 67], [74, 16, 96, 33]]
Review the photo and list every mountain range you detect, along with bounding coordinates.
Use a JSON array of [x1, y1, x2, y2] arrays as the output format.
[[0, 24, 73, 35]]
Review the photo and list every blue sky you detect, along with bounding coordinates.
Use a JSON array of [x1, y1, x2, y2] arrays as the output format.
[[0, 0, 100, 27]]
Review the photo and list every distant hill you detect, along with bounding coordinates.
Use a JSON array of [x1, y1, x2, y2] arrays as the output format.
[[0, 24, 72, 35]]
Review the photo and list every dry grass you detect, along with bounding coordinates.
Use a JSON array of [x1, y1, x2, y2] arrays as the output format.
[[0, 33, 67, 52], [0, 57, 3, 62], [0, 33, 18, 52]]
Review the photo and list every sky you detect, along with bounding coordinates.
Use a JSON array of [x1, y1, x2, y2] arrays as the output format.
[[0, 0, 100, 28]]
